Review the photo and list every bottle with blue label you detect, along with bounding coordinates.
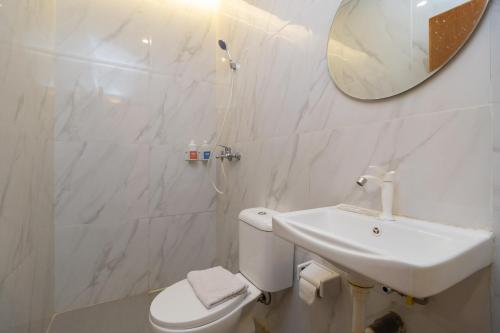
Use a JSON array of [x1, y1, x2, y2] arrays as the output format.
[[201, 140, 211, 161]]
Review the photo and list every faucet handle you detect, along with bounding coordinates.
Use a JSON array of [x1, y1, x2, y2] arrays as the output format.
[[383, 170, 396, 182], [367, 166, 395, 182]]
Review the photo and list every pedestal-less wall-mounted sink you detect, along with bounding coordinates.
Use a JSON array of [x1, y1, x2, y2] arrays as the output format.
[[272, 205, 494, 298]]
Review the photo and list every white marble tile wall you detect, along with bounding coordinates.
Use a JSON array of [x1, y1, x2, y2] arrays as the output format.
[[216, 0, 500, 331], [0, 2, 55, 330], [490, 1, 500, 331], [53, 0, 217, 313], [149, 212, 217, 290], [493, 107, 500, 333], [48, 292, 156, 333]]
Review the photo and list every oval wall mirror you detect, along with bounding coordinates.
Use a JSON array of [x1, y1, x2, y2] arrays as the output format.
[[327, 0, 489, 100]]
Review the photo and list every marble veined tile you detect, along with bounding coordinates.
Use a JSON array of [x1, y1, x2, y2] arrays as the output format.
[[55, 0, 216, 80], [494, 295, 500, 333], [149, 211, 216, 290], [55, 0, 151, 69], [219, 105, 492, 251], [218, 0, 491, 143], [0, 124, 36, 230], [305, 106, 493, 229], [55, 142, 149, 226], [0, 194, 53, 333], [494, 108, 500, 210], [0, 0, 55, 51], [150, 145, 216, 217], [55, 219, 149, 312], [48, 293, 155, 333], [492, 0, 500, 103], [148, 75, 216, 148], [55, 59, 215, 146], [0, 255, 48, 333], [0, 45, 55, 138], [215, 213, 239, 273], [493, 108, 500, 300], [148, 0, 216, 81], [55, 59, 154, 144]]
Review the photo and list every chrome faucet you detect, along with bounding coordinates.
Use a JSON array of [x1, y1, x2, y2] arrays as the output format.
[[216, 145, 241, 162], [357, 166, 396, 221]]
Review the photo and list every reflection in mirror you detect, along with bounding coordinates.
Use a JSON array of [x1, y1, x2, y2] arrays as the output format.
[[327, 0, 488, 100]]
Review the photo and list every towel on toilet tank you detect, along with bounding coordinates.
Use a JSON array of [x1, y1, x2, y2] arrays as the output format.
[[187, 266, 248, 309]]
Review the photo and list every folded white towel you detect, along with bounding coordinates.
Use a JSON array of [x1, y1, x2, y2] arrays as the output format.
[[187, 266, 248, 309]]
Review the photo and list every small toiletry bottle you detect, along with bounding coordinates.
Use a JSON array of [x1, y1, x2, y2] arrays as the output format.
[[201, 140, 211, 161], [185, 140, 198, 161]]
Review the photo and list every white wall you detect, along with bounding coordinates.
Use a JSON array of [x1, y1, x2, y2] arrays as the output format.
[[0, 1, 55, 332], [216, 0, 500, 331], [54, 0, 218, 312]]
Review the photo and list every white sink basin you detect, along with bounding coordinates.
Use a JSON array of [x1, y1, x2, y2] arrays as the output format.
[[272, 206, 494, 298]]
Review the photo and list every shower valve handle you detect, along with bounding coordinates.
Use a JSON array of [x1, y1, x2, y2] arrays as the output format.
[[216, 145, 241, 162]]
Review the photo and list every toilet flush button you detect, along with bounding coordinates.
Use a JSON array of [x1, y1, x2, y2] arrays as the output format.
[[258, 211, 267, 215]]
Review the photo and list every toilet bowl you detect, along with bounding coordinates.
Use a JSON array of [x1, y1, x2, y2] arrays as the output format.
[[149, 208, 294, 333], [149, 274, 261, 333]]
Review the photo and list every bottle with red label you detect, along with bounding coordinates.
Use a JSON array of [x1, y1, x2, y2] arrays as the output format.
[[185, 140, 199, 161]]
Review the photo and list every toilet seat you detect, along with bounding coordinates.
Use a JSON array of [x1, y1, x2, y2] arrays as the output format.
[[150, 273, 260, 331]]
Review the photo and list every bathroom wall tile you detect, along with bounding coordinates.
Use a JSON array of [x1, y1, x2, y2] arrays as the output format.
[[0, 256, 45, 333], [491, 0, 500, 103], [148, 75, 216, 148], [0, 39, 54, 333], [150, 145, 216, 217], [219, 107, 493, 307], [216, 136, 298, 228], [395, 268, 492, 333], [55, 219, 149, 312], [148, 0, 216, 81], [494, 296, 500, 333], [493, 107, 500, 308], [217, 0, 339, 142], [218, 0, 497, 332], [254, 248, 492, 333], [0, 124, 37, 239], [48, 292, 155, 333], [149, 212, 216, 290], [55, 142, 149, 226], [494, 108, 500, 214], [218, 0, 491, 144], [0, 45, 55, 138], [0, 198, 53, 333], [0, 0, 55, 51], [55, 59, 154, 144], [55, 0, 151, 69], [0, 126, 52, 318], [55, 0, 216, 79], [220, 106, 492, 230], [215, 215, 239, 273], [340, 106, 492, 228], [252, 246, 396, 333], [53, 0, 217, 313]]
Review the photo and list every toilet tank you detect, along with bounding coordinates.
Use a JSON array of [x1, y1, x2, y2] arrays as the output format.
[[239, 208, 294, 292]]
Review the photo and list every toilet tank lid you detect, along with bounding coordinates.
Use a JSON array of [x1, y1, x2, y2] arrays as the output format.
[[239, 208, 279, 232]]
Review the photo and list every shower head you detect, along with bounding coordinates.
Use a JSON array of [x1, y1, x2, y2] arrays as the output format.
[[217, 39, 239, 71], [218, 39, 227, 51]]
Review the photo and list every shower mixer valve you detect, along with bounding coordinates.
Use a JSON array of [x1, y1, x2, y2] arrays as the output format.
[[216, 145, 241, 162]]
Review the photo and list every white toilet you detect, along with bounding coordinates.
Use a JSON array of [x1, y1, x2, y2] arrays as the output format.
[[149, 208, 294, 333]]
